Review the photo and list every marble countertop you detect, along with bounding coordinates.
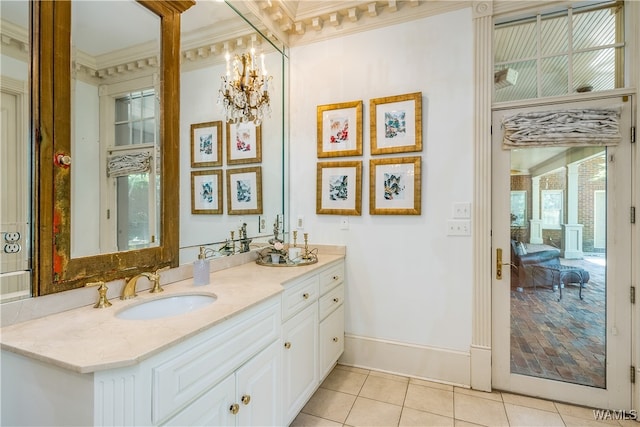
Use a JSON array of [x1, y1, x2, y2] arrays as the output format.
[[0, 254, 344, 374]]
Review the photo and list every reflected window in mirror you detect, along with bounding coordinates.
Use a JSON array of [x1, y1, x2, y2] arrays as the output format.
[[0, 0, 31, 303], [70, 1, 161, 258]]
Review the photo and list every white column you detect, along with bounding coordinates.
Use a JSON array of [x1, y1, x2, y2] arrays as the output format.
[[561, 163, 584, 259], [471, 0, 493, 392], [529, 176, 543, 244]]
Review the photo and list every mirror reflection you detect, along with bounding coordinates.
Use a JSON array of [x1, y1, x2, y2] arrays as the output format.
[[71, 0, 161, 257], [0, 0, 287, 302], [0, 0, 30, 303], [178, 1, 286, 263]]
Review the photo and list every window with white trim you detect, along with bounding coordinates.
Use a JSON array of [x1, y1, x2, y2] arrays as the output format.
[[541, 190, 563, 229], [102, 86, 160, 252]]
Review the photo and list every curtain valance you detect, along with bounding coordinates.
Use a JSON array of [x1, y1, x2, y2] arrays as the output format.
[[107, 152, 151, 177], [502, 108, 621, 148]]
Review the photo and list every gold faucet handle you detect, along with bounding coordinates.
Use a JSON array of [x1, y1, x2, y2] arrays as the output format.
[[149, 268, 168, 294], [86, 281, 112, 309], [155, 266, 170, 275]]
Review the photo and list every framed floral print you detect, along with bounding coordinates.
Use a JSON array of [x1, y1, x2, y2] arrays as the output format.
[[226, 166, 263, 215], [370, 92, 422, 155], [191, 170, 223, 214], [316, 161, 362, 215], [317, 100, 363, 158], [227, 122, 262, 165], [370, 156, 422, 215], [191, 121, 223, 167]]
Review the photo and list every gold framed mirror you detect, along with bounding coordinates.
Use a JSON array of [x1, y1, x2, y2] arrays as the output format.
[[33, 0, 194, 295]]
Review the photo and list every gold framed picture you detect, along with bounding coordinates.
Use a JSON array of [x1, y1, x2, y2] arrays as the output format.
[[317, 100, 363, 158], [191, 169, 223, 214], [191, 121, 223, 167], [370, 156, 421, 215], [226, 166, 263, 215], [226, 122, 262, 165], [370, 92, 422, 155], [316, 161, 363, 215]]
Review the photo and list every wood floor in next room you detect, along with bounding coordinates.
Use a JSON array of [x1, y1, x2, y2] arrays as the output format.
[[291, 364, 637, 427]]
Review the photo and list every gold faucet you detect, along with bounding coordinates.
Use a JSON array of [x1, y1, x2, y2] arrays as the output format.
[[121, 271, 164, 300]]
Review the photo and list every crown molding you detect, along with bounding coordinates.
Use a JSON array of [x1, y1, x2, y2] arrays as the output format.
[[237, 1, 470, 47]]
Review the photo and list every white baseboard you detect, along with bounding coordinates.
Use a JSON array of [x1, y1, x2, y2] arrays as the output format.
[[339, 334, 470, 387]]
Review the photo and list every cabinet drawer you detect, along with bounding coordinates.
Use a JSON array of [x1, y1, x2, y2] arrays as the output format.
[[152, 300, 280, 424], [282, 275, 319, 320], [318, 283, 344, 321], [319, 305, 345, 380], [319, 263, 344, 295]]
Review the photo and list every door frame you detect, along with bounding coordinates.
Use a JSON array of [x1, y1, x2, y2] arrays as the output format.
[[470, 0, 639, 410], [490, 94, 634, 409]]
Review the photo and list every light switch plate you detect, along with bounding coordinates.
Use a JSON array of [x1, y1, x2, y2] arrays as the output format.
[[453, 203, 471, 219], [447, 219, 471, 236]]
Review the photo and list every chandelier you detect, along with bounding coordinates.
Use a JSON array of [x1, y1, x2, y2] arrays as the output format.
[[218, 49, 272, 125]]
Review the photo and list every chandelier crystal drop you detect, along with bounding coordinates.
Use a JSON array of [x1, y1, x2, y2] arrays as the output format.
[[218, 49, 272, 125]]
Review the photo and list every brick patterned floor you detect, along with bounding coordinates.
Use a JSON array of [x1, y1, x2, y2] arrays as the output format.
[[510, 255, 606, 388]]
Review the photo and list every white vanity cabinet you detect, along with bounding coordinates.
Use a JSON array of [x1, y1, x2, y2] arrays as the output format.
[[2, 296, 282, 427], [1, 255, 346, 427], [281, 260, 345, 426], [162, 339, 281, 427]]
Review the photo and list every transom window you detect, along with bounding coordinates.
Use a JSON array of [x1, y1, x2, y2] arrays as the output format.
[[494, 1, 624, 102]]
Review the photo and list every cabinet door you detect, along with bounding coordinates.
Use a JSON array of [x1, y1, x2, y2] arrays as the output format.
[[319, 305, 344, 380], [236, 340, 282, 426], [282, 303, 318, 425], [162, 374, 235, 427]]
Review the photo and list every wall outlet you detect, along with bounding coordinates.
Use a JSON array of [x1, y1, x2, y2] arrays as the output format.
[[3, 232, 21, 242], [4, 243, 21, 253], [258, 217, 266, 232], [296, 215, 304, 229], [447, 220, 471, 236], [453, 203, 471, 219]]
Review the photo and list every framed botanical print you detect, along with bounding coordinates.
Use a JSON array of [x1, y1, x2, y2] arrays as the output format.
[[226, 166, 263, 215], [317, 100, 363, 158], [191, 170, 223, 214], [316, 161, 362, 215], [191, 121, 223, 167], [370, 92, 422, 155], [370, 156, 422, 215], [227, 122, 262, 165]]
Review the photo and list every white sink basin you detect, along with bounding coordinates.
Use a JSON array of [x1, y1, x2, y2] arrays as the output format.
[[116, 294, 217, 320]]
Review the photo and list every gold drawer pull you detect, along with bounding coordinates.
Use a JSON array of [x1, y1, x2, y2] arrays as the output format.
[[241, 395, 251, 405], [284, 341, 291, 349], [332, 275, 339, 280], [230, 403, 240, 414], [303, 293, 310, 299], [332, 337, 339, 343], [333, 297, 339, 303]]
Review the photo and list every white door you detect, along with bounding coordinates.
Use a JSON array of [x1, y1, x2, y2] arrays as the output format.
[[491, 95, 633, 409], [1, 87, 30, 303]]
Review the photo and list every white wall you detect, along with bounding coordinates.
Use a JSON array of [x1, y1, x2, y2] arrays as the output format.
[[289, 7, 474, 383]]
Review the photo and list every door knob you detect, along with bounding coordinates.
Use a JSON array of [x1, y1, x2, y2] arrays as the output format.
[[284, 341, 291, 349], [241, 394, 251, 405], [229, 403, 239, 414]]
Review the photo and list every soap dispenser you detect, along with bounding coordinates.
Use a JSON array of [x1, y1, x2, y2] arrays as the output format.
[[193, 246, 210, 286]]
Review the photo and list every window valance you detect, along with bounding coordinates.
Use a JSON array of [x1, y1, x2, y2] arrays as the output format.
[[107, 152, 151, 177], [502, 108, 621, 148]]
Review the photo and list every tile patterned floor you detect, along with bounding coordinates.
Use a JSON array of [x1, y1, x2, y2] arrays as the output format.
[[510, 255, 606, 388], [291, 364, 637, 427]]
